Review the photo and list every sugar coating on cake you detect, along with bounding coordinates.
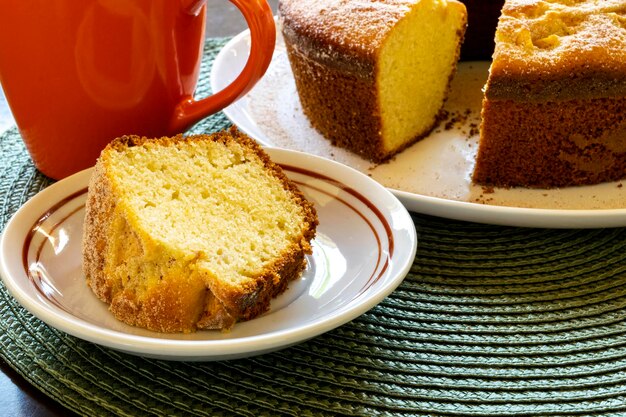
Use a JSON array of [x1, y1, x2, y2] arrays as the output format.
[[279, 0, 467, 162], [473, 0, 626, 188], [82, 128, 318, 333]]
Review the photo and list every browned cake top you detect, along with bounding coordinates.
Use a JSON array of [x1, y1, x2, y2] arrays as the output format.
[[279, 0, 418, 69], [486, 0, 626, 101]]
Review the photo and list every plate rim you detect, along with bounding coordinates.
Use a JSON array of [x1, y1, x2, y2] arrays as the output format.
[[0, 147, 417, 361], [212, 26, 626, 229]]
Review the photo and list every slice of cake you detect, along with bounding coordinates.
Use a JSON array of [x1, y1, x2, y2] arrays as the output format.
[[82, 128, 318, 333], [473, 0, 626, 188], [279, 0, 467, 162]]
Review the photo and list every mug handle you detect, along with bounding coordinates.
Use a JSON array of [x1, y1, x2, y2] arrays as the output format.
[[169, 0, 276, 133]]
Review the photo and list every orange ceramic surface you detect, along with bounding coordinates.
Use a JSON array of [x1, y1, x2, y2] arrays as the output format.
[[0, 0, 275, 179]]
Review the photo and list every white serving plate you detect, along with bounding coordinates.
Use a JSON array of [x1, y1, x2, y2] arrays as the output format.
[[211, 27, 626, 228], [0, 148, 417, 361]]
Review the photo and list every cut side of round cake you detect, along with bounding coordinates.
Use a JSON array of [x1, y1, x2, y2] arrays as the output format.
[[279, 0, 468, 163], [82, 128, 318, 333]]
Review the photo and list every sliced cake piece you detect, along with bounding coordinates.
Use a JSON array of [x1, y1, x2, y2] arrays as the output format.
[[279, 0, 467, 162], [82, 127, 318, 332]]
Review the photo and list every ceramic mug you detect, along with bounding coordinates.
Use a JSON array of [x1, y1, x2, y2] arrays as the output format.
[[0, 0, 275, 180]]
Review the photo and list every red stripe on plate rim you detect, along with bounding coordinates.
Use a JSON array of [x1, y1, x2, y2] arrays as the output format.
[[22, 188, 87, 313], [21, 164, 395, 314], [282, 164, 394, 298]]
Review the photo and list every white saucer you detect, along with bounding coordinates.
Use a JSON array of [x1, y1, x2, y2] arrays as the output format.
[[211, 27, 626, 228], [0, 148, 417, 361]]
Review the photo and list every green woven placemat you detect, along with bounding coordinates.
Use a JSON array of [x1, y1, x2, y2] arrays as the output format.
[[3, 38, 626, 417]]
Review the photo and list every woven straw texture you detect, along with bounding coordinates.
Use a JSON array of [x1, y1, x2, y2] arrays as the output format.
[[3, 38, 626, 417]]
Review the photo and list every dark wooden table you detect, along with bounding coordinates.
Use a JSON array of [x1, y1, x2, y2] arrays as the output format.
[[0, 1, 278, 415], [0, 359, 78, 416]]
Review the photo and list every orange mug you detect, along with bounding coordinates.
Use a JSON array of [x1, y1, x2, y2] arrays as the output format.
[[0, 0, 275, 180]]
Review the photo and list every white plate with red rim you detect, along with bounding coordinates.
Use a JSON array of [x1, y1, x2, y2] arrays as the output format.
[[0, 147, 417, 361], [212, 26, 626, 228]]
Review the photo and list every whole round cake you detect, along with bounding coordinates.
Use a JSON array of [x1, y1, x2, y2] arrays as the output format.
[[280, 0, 626, 189]]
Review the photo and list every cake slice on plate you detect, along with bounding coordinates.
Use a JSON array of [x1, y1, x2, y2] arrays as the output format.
[[82, 128, 318, 333]]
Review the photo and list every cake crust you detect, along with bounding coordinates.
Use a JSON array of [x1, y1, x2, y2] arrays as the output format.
[[474, 97, 626, 187], [283, 40, 388, 161]]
